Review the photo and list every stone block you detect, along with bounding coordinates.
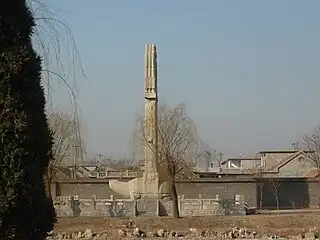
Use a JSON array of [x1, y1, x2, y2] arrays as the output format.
[[136, 199, 158, 217]]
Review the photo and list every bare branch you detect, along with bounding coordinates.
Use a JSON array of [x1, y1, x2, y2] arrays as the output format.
[[301, 126, 320, 172], [27, 0, 89, 109], [195, 140, 223, 169], [247, 159, 266, 211], [98, 156, 140, 172], [134, 103, 199, 179], [269, 178, 281, 212], [133, 103, 199, 218], [47, 110, 86, 180]]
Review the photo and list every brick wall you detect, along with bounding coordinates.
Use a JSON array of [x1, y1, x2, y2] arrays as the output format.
[[176, 179, 256, 207], [308, 181, 320, 208], [257, 178, 320, 209], [54, 179, 256, 206], [54, 179, 130, 199]]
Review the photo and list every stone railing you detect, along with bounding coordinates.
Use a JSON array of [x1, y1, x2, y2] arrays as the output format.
[[54, 194, 245, 217], [89, 170, 141, 179], [54, 195, 135, 217], [161, 194, 245, 217]]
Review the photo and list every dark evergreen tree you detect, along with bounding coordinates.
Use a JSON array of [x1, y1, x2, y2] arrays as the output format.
[[0, 1, 56, 239]]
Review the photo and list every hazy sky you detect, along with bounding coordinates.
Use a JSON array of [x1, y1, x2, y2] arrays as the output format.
[[42, 0, 320, 158]]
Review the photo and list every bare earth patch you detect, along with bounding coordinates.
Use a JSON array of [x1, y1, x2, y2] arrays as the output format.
[[55, 212, 320, 237]]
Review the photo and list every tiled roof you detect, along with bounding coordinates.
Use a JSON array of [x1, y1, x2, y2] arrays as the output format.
[[304, 169, 319, 178], [227, 156, 260, 161], [269, 151, 303, 171], [259, 150, 314, 154], [264, 151, 299, 171]]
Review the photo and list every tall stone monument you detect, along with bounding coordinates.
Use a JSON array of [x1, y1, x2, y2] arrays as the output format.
[[109, 44, 169, 199], [143, 44, 159, 195]]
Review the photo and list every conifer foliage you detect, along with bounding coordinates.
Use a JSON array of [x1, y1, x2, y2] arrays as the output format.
[[0, 1, 56, 239]]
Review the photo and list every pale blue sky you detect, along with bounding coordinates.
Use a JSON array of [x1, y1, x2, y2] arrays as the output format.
[[44, 0, 320, 158]]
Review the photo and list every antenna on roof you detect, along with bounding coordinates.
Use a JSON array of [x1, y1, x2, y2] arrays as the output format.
[[292, 142, 299, 151]]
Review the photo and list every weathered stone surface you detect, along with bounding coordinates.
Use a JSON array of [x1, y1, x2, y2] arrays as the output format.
[[54, 195, 246, 217], [54, 199, 135, 217], [156, 229, 165, 237], [108, 44, 172, 200], [136, 199, 158, 217], [83, 228, 92, 239], [305, 232, 316, 240], [146, 231, 157, 237], [189, 228, 198, 237]]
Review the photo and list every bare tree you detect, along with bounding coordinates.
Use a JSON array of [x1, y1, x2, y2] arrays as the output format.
[[196, 140, 223, 169], [102, 157, 140, 171], [26, 1, 89, 197], [46, 110, 86, 197], [135, 103, 198, 218], [269, 178, 281, 212], [28, 0, 88, 100], [301, 127, 320, 176], [249, 162, 265, 211]]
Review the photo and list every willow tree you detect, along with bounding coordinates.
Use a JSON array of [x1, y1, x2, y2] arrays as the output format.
[[135, 103, 198, 218], [46, 110, 86, 196], [0, 1, 56, 239]]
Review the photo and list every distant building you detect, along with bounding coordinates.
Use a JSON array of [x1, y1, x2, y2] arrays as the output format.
[[195, 150, 318, 179]]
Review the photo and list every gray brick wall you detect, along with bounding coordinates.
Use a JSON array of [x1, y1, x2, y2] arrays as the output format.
[[55, 180, 130, 199], [55, 179, 256, 206], [258, 178, 320, 209], [176, 180, 257, 207]]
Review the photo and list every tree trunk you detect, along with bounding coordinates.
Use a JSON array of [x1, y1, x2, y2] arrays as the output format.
[[169, 176, 179, 218], [259, 184, 263, 211], [45, 173, 52, 199], [275, 194, 280, 213]]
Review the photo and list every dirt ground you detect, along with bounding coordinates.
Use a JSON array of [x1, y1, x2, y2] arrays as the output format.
[[55, 212, 320, 236]]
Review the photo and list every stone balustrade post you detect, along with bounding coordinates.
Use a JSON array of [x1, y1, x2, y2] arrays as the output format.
[[133, 200, 137, 217], [92, 195, 97, 210], [234, 194, 244, 206], [216, 194, 220, 201], [156, 199, 160, 216], [198, 194, 203, 210], [179, 195, 185, 211]]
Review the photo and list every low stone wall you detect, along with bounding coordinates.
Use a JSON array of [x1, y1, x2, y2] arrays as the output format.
[[54, 194, 245, 217], [54, 196, 135, 217], [160, 194, 245, 217]]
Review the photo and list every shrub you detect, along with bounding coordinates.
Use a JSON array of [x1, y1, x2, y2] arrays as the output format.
[[0, 1, 56, 239]]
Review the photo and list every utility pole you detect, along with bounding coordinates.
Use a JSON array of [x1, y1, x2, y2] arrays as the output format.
[[292, 142, 299, 151], [96, 154, 101, 164], [72, 144, 80, 179], [72, 104, 85, 179]]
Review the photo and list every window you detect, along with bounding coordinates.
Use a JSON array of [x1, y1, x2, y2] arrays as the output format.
[[98, 171, 106, 178], [233, 160, 241, 168], [299, 157, 305, 162]]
